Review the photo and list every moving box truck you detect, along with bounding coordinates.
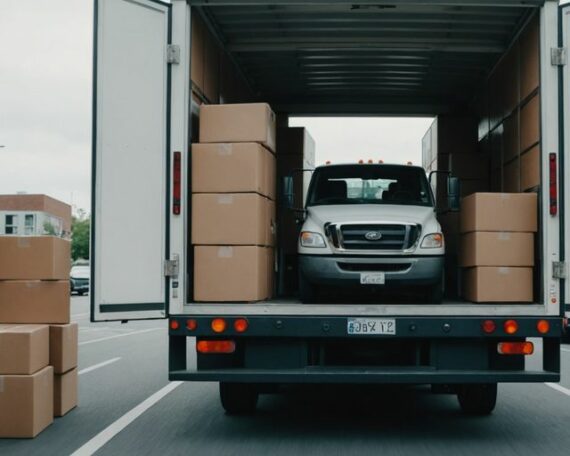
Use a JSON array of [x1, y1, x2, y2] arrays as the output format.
[[91, 0, 569, 415]]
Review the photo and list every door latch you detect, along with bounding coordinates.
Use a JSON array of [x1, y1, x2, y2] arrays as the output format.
[[164, 254, 179, 278], [551, 48, 567, 66], [167, 45, 180, 64], [553, 261, 567, 279]]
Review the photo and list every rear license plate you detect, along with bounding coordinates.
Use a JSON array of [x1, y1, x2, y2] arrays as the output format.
[[347, 318, 396, 335], [360, 273, 385, 285]]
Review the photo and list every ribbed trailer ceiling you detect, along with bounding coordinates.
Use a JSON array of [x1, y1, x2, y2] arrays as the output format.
[[191, 0, 545, 115]]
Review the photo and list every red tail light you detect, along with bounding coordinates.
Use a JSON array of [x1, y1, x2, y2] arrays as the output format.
[[549, 153, 557, 216], [504, 320, 518, 335], [186, 319, 197, 331], [196, 340, 236, 354], [169, 320, 180, 330], [498, 342, 534, 355], [234, 318, 249, 333], [211, 318, 227, 333], [173, 151, 181, 215], [537, 320, 550, 334], [482, 320, 496, 334]]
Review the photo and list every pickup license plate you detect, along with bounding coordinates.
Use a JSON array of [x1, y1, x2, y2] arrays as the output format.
[[347, 318, 396, 336], [360, 273, 385, 285]]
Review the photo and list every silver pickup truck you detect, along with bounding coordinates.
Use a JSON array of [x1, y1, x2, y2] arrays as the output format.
[[295, 164, 446, 303]]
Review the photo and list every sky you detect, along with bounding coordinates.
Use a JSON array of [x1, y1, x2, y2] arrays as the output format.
[[0, 1, 433, 214]]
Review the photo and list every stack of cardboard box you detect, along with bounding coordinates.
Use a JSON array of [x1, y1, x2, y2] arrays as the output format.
[[0, 236, 78, 438], [192, 103, 277, 302], [276, 127, 316, 295], [459, 193, 537, 302]]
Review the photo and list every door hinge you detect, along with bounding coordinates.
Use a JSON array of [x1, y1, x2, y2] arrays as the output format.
[[164, 255, 179, 278], [553, 261, 567, 279], [167, 45, 180, 64], [551, 47, 567, 66]]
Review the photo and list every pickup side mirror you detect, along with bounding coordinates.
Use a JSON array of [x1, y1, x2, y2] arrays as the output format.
[[282, 176, 295, 209], [447, 176, 461, 212]]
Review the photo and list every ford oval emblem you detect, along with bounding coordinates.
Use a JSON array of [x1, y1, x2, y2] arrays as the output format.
[[365, 231, 382, 241]]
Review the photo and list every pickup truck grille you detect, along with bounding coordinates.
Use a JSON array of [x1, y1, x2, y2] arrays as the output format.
[[326, 224, 420, 251]]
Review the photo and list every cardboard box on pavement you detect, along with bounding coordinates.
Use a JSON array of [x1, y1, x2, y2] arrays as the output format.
[[0, 324, 49, 375], [194, 246, 272, 302], [0, 236, 70, 280], [199, 103, 276, 153], [54, 368, 78, 417], [463, 267, 533, 303], [192, 143, 276, 199], [49, 323, 78, 375], [0, 366, 54, 438], [0, 281, 70, 324], [460, 193, 537, 233]]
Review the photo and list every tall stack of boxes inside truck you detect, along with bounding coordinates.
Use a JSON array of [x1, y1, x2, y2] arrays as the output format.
[[0, 236, 78, 438], [276, 127, 316, 295], [192, 103, 277, 302], [459, 193, 537, 303]]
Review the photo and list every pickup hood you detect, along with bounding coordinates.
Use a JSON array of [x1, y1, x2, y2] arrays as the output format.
[[307, 204, 436, 228]]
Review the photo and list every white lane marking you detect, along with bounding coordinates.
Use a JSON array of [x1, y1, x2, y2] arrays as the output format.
[[79, 327, 163, 346], [78, 357, 121, 375], [71, 381, 183, 456], [545, 382, 570, 397]]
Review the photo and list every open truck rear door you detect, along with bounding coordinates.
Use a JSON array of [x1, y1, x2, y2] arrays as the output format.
[[562, 3, 570, 318], [91, 0, 172, 321]]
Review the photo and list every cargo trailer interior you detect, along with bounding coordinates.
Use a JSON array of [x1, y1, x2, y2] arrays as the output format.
[[91, 0, 564, 322]]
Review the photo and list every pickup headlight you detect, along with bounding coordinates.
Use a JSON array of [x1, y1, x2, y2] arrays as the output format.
[[421, 233, 444, 249], [300, 231, 326, 248]]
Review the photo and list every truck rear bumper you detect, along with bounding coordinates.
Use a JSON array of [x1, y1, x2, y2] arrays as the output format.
[[170, 367, 559, 384], [299, 254, 444, 286]]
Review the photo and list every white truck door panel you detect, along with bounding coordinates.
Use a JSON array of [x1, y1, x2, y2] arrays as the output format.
[[92, 0, 171, 320], [562, 4, 570, 316]]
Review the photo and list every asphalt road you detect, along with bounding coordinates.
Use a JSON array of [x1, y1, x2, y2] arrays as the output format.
[[1, 296, 570, 456]]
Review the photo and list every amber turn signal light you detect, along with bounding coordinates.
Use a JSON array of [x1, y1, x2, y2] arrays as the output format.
[[504, 320, 518, 335], [196, 340, 236, 354], [498, 342, 534, 355], [211, 318, 227, 333], [537, 320, 550, 334]]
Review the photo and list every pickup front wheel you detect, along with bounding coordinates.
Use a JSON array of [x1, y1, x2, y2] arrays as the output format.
[[219, 383, 258, 415]]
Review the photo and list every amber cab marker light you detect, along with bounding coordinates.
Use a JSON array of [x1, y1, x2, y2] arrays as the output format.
[[482, 320, 496, 334], [211, 318, 227, 333], [234, 318, 249, 333], [196, 340, 236, 354], [504, 319, 518, 335], [186, 319, 197, 331], [169, 320, 180, 330], [498, 342, 534, 355], [537, 320, 550, 334]]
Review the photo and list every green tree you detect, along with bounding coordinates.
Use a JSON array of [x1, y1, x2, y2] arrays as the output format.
[[71, 212, 90, 261]]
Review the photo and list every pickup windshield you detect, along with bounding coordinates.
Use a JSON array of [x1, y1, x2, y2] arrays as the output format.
[[307, 164, 433, 207]]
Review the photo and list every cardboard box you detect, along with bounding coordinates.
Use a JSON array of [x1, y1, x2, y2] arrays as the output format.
[[0, 236, 70, 280], [520, 95, 540, 152], [503, 158, 520, 193], [460, 232, 534, 267], [49, 323, 78, 375], [520, 16, 539, 100], [276, 127, 316, 164], [460, 193, 537, 233], [194, 246, 271, 302], [192, 193, 275, 246], [54, 368, 78, 417], [463, 267, 533, 303], [448, 154, 489, 180], [0, 281, 70, 324], [521, 145, 540, 191], [192, 143, 276, 199], [199, 103, 276, 153], [0, 366, 53, 438], [0, 324, 49, 375]]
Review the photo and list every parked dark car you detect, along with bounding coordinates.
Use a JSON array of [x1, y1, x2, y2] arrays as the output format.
[[70, 264, 90, 295]]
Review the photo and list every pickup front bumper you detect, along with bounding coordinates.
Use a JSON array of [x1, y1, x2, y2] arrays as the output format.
[[299, 254, 444, 287]]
